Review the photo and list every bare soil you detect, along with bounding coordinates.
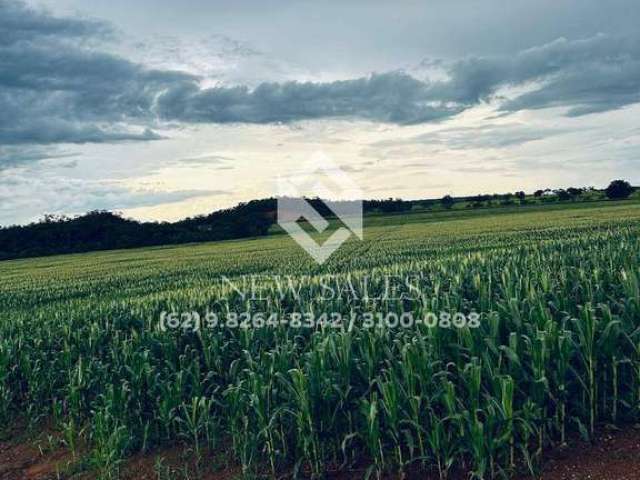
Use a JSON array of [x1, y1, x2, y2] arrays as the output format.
[[0, 425, 76, 480], [541, 426, 640, 480], [1, 426, 639, 479]]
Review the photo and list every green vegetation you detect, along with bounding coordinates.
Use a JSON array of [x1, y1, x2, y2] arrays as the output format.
[[1, 202, 639, 478], [2, 180, 636, 262], [605, 179, 635, 200]]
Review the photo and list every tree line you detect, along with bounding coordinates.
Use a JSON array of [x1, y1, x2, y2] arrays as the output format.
[[440, 179, 635, 209], [0, 200, 275, 261], [0, 180, 635, 260]]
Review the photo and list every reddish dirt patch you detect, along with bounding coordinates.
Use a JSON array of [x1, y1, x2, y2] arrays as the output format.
[[115, 446, 241, 480], [115, 427, 640, 480], [541, 427, 640, 480], [0, 427, 76, 480], [1, 427, 639, 479]]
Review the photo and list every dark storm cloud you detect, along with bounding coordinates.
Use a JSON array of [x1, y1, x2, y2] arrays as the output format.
[[495, 35, 640, 115], [432, 34, 640, 117], [1, 0, 639, 163], [0, 0, 111, 45], [156, 34, 640, 125], [0, 0, 192, 151], [155, 73, 465, 124]]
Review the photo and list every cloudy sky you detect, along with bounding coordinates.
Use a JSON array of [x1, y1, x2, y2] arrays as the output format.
[[1, 0, 639, 225]]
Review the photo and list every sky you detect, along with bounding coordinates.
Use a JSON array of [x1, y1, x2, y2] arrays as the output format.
[[0, 0, 639, 225]]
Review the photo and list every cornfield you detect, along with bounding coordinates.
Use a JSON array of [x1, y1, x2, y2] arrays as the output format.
[[1, 203, 639, 479]]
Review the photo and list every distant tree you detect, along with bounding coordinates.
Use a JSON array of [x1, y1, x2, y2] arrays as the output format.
[[441, 195, 455, 209], [567, 187, 583, 199], [605, 180, 634, 200], [533, 189, 544, 197], [555, 189, 572, 201], [515, 191, 526, 203]]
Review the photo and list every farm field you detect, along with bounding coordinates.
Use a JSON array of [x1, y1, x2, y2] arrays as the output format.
[[1, 201, 640, 479]]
